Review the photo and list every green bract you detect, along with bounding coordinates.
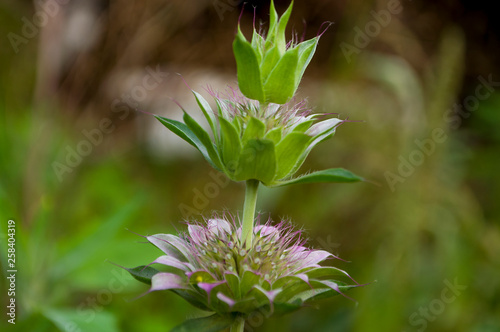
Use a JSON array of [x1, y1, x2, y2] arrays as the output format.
[[233, 0, 321, 104], [155, 89, 363, 187]]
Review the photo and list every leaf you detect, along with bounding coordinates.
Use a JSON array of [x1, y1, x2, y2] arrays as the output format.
[[219, 117, 242, 174], [276, 0, 294, 54], [234, 139, 276, 184], [155, 115, 217, 170], [260, 46, 281, 82], [183, 112, 223, 171], [295, 38, 319, 91], [170, 313, 235, 332], [264, 126, 283, 144], [224, 272, 241, 299], [270, 168, 364, 187], [274, 132, 311, 179], [192, 90, 217, 138], [43, 308, 120, 332], [124, 265, 160, 285], [233, 28, 265, 102], [242, 117, 266, 142], [263, 47, 299, 104], [239, 270, 261, 297]]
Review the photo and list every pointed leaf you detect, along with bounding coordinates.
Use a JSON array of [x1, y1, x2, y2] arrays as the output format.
[[276, 0, 294, 54], [233, 28, 265, 102], [263, 47, 299, 104], [124, 265, 160, 285], [183, 112, 223, 171], [193, 90, 217, 138], [219, 117, 241, 173], [170, 313, 235, 332], [295, 38, 319, 90], [155, 115, 217, 170], [260, 46, 281, 82], [274, 132, 311, 179], [270, 168, 364, 187]]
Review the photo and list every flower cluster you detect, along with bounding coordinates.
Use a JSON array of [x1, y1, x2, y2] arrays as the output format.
[[155, 87, 359, 186], [128, 217, 361, 318]]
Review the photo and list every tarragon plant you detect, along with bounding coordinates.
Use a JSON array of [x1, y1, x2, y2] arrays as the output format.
[[123, 1, 365, 331]]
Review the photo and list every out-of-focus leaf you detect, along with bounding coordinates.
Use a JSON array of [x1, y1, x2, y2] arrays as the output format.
[[170, 313, 235, 332], [43, 308, 119, 332]]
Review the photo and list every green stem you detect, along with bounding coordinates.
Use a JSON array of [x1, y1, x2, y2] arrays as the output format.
[[241, 179, 259, 247], [230, 317, 245, 332]]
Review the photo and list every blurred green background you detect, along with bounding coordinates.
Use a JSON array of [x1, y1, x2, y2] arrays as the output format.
[[1, 0, 499, 331]]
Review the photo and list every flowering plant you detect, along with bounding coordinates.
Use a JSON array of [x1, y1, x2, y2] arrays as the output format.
[[123, 1, 365, 331]]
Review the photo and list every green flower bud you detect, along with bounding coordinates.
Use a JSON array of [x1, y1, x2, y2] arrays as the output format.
[[233, 0, 324, 104]]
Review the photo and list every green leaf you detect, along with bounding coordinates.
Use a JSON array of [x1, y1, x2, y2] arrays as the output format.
[[242, 117, 266, 142], [183, 112, 223, 171], [43, 308, 120, 332], [124, 265, 160, 285], [270, 168, 364, 187], [251, 29, 265, 62], [233, 28, 265, 102], [276, 0, 294, 54], [225, 272, 241, 299], [265, 0, 279, 50], [292, 120, 314, 133], [193, 90, 217, 138], [264, 126, 283, 144], [170, 313, 235, 332], [274, 132, 311, 179], [234, 139, 276, 184], [219, 117, 242, 174], [155, 115, 217, 169], [260, 46, 281, 82], [263, 47, 299, 104], [240, 270, 261, 297], [305, 266, 354, 281], [295, 38, 319, 91]]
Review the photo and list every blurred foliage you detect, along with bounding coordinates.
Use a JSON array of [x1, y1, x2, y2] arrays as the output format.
[[1, 0, 500, 332]]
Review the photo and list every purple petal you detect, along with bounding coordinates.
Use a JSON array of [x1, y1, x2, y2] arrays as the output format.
[[254, 225, 279, 239], [318, 280, 355, 302], [302, 250, 332, 266], [188, 225, 207, 245], [306, 118, 343, 136], [147, 234, 191, 262], [150, 273, 188, 292], [198, 281, 226, 298], [152, 255, 192, 272], [216, 292, 236, 307], [207, 218, 232, 236], [253, 285, 281, 313]]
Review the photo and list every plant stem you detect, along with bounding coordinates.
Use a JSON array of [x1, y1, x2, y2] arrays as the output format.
[[230, 317, 245, 332], [241, 179, 259, 247]]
